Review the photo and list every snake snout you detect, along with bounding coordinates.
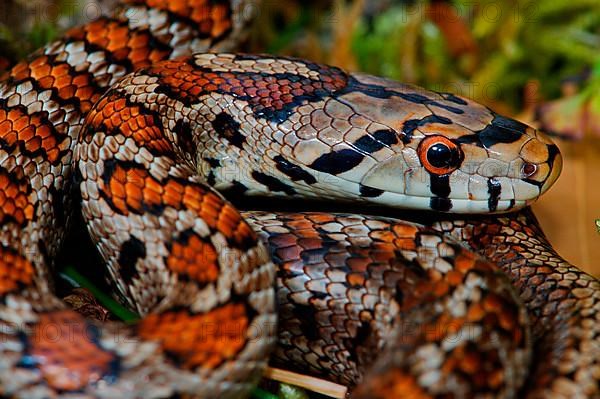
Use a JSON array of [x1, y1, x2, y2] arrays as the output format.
[[518, 130, 563, 199]]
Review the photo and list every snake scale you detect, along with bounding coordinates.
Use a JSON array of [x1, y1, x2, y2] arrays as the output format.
[[0, 0, 597, 398]]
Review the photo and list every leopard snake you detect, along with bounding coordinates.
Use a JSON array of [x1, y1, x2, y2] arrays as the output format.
[[0, 1, 598, 398]]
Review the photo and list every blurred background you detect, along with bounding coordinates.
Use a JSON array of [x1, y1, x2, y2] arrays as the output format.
[[1, 0, 598, 277]]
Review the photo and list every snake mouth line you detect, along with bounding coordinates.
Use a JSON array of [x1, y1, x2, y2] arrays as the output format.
[[359, 187, 539, 204]]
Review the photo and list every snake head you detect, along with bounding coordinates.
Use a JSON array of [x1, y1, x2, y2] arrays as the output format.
[[347, 75, 562, 213]]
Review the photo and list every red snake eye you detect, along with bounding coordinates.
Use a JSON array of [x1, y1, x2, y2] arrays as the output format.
[[418, 135, 463, 175]]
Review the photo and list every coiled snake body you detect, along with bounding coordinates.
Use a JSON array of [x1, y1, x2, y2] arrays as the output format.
[[0, 1, 597, 398]]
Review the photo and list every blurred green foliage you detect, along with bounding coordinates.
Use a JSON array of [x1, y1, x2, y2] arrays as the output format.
[[253, 0, 600, 115]]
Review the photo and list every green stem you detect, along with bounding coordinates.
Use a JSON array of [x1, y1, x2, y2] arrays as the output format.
[[61, 266, 140, 323], [250, 387, 280, 399]]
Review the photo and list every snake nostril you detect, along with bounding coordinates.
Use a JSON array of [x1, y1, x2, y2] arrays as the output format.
[[522, 163, 537, 177]]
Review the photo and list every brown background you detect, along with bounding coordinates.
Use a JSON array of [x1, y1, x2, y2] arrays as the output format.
[[534, 137, 599, 277]]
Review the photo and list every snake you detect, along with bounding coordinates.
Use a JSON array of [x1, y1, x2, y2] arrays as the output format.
[[0, 0, 597, 398]]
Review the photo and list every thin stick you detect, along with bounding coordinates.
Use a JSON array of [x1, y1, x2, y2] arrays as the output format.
[[264, 367, 348, 398]]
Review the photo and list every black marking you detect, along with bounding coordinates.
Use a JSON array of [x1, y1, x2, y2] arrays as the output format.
[[292, 303, 320, 341], [49, 186, 67, 227], [204, 157, 221, 168], [225, 180, 249, 197], [492, 113, 529, 133], [401, 115, 453, 143], [118, 236, 146, 286], [251, 171, 296, 195], [454, 134, 481, 145], [203, 158, 220, 187], [359, 184, 384, 198], [372, 129, 399, 146], [173, 119, 194, 152], [353, 135, 384, 153], [430, 197, 452, 212], [487, 178, 502, 212], [101, 158, 119, 186], [441, 92, 468, 106], [394, 288, 404, 306], [273, 155, 317, 184], [212, 112, 245, 149], [309, 149, 365, 175], [430, 174, 451, 198], [469, 113, 526, 148], [347, 321, 372, 364], [404, 257, 427, 278], [16, 330, 35, 369], [87, 323, 122, 385], [37, 239, 51, 272], [300, 235, 339, 266], [341, 77, 465, 115], [206, 170, 216, 186], [547, 144, 560, 169], [353, 129, 401, 153]]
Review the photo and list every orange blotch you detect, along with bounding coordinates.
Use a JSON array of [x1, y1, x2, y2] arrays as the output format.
[[217, 203, 256, 248], [142, 0, 232, 38], [454, 252, 478, 273], [15, 57, 99, 110], [424, 314, 465, 343], [355, 369, 432, 399], [0, 246, 34, 294], [370, 230, 394, 243], [393, 237, 417, 251], [139, 303, 249, 370], [167, 233, 219, 284], [104, 165, 146, 214], [89, 95, 172, 154], [0, 107, 63, 164], [392, 224, 419, 241], [347, 273, 366, 287], [446, 270, 464, 286], [29, 311, 115, 392], [0, 168, 35, 225], [102, 163, 256, 248], [67, 19, 169, 70]]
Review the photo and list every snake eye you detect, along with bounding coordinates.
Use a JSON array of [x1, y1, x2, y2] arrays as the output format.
[[418, 135, 463, 175], [521, 162, 537, 177]]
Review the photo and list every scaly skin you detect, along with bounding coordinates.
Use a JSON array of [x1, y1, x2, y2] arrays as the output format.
[[427, 209, 600, 398], [0, 1, 595, 398], [0, 1, 275, 398], [245, 211, 531, 398]]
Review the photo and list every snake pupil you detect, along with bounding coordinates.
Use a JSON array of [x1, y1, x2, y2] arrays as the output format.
[[427, 143, 455, 168], [522, 163, 537, 176]]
